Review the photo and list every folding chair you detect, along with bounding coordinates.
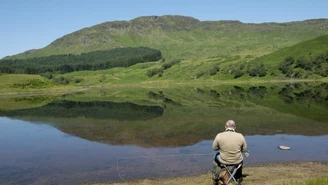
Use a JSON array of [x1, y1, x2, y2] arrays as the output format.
[[220, 163, 243, 185]]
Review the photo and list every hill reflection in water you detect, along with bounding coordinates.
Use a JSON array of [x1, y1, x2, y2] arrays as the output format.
[[0, 117, 327, 185], [0, 100, 164, 120], [0, 82, 328, 147]]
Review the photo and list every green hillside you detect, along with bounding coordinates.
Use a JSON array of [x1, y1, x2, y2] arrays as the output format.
[[0, 74, 54, 92], [4, 15, 328, 61], [0, 74, 84, 94], [2, 15, 328, 90], [247, 34, 328, 79], [49, 34, 327, 86]]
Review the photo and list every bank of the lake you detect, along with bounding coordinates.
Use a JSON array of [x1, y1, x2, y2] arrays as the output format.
[[1, 75, 328, 95], [0, 74, 88, 96], [87, 162, 328, 185]]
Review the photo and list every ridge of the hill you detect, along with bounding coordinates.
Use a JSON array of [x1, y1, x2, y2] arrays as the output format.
[[4, 15, 328, 60]]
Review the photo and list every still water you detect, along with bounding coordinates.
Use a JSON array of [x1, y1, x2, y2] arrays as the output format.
[[0, 83, 328, 185]]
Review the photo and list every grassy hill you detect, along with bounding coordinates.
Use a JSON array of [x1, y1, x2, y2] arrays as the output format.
[[0, 74, 55, 92], [49, 34, 328, 86], [247, 34, 328, 79], [0, 74, 84, 95], [2, 15, 328, 90], [4, 15, 328, 62]]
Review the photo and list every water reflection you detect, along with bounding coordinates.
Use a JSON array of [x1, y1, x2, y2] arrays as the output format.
[[0, 100, 164, 120], [1, 83, 328, 184], [0, 83, 328, 148], [148, 91, 182, 106], [0, 118, 327, 185]]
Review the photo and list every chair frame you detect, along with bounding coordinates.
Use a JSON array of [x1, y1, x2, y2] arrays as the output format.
[[220, 163, 243, 185]]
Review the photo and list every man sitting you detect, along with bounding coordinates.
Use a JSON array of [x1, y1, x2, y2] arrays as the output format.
[[212, 120, 248, 185]]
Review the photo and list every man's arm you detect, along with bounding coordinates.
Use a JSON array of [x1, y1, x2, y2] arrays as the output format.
[[241, 135, 247, 152], [212, 134, 220, 151]]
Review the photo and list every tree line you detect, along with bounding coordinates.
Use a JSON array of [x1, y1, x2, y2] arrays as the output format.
[[0, 47, 162, 74], [279, 51, 328, 78]]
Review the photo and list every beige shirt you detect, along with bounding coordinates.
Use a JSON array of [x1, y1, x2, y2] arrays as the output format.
[[212, 130, 247, 164]]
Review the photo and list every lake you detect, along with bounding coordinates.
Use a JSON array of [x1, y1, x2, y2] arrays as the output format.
[[0, 82, 328, 185]]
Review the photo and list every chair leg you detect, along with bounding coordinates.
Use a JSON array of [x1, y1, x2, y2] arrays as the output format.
[[223, 164, 242, 185], [226, 168, 238, 184]]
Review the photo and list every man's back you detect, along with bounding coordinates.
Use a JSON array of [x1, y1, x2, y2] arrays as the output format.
[[212, 131, 247, 164]]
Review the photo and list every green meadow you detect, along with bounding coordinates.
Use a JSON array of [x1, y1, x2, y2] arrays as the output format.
[[2, 34, 328, 94]]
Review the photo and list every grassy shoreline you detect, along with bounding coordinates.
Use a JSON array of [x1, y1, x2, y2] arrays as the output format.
[[1, 78, 327, 95], [0, 73, 327, 95], [0, 86, 89, 98], [95, 78, 328, 88], [86, 162, 328, 185]]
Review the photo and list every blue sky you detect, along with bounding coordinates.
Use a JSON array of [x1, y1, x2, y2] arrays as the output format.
[[1, 0, 327, 59]]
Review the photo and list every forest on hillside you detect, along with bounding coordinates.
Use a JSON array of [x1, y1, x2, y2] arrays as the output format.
[[0, 47, 162, 75]]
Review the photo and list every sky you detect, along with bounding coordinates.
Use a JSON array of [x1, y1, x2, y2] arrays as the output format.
[[1, 0, 328, 59]]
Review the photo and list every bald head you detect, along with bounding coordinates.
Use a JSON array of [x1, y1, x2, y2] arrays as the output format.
[[225, 120, 236, 129]]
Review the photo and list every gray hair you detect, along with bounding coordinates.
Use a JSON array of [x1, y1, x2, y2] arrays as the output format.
[[225, 120, 236, 128]]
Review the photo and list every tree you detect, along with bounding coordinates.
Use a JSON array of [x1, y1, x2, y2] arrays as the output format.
[[247, 62, 267, 77], [295, 57, 313, 70]]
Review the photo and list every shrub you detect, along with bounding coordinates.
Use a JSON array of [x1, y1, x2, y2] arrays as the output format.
[[11, 79, 50, 89], [258, 66, 267, 77], [147, 68, 163, 77], [295, 56, 313, 70], [317, 65, 328, 77], [222, 64, 245, 78], [247, 62, 267, 77], [161, 59, 181, 70], [209, 64, 219, 76], [284, 56, 295, 65], [147, 59, 181, 78], [40, 72, 53, 79], [279, 52, 328, 78], [195, 70, 207, 78], [99, 75, 106, 82], [313, 55, 325, 66], [240, 63, 245, 70], [279, 56, 294, 71], [73, 78, 84, 83], [53, 76, 70, 85], [284, 66, 294, 77], [279, 56, 295, 73], [233, 70, 244, 78]]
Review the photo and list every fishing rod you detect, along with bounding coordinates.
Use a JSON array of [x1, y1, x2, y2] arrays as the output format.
[[116, 152, 214, 181]]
